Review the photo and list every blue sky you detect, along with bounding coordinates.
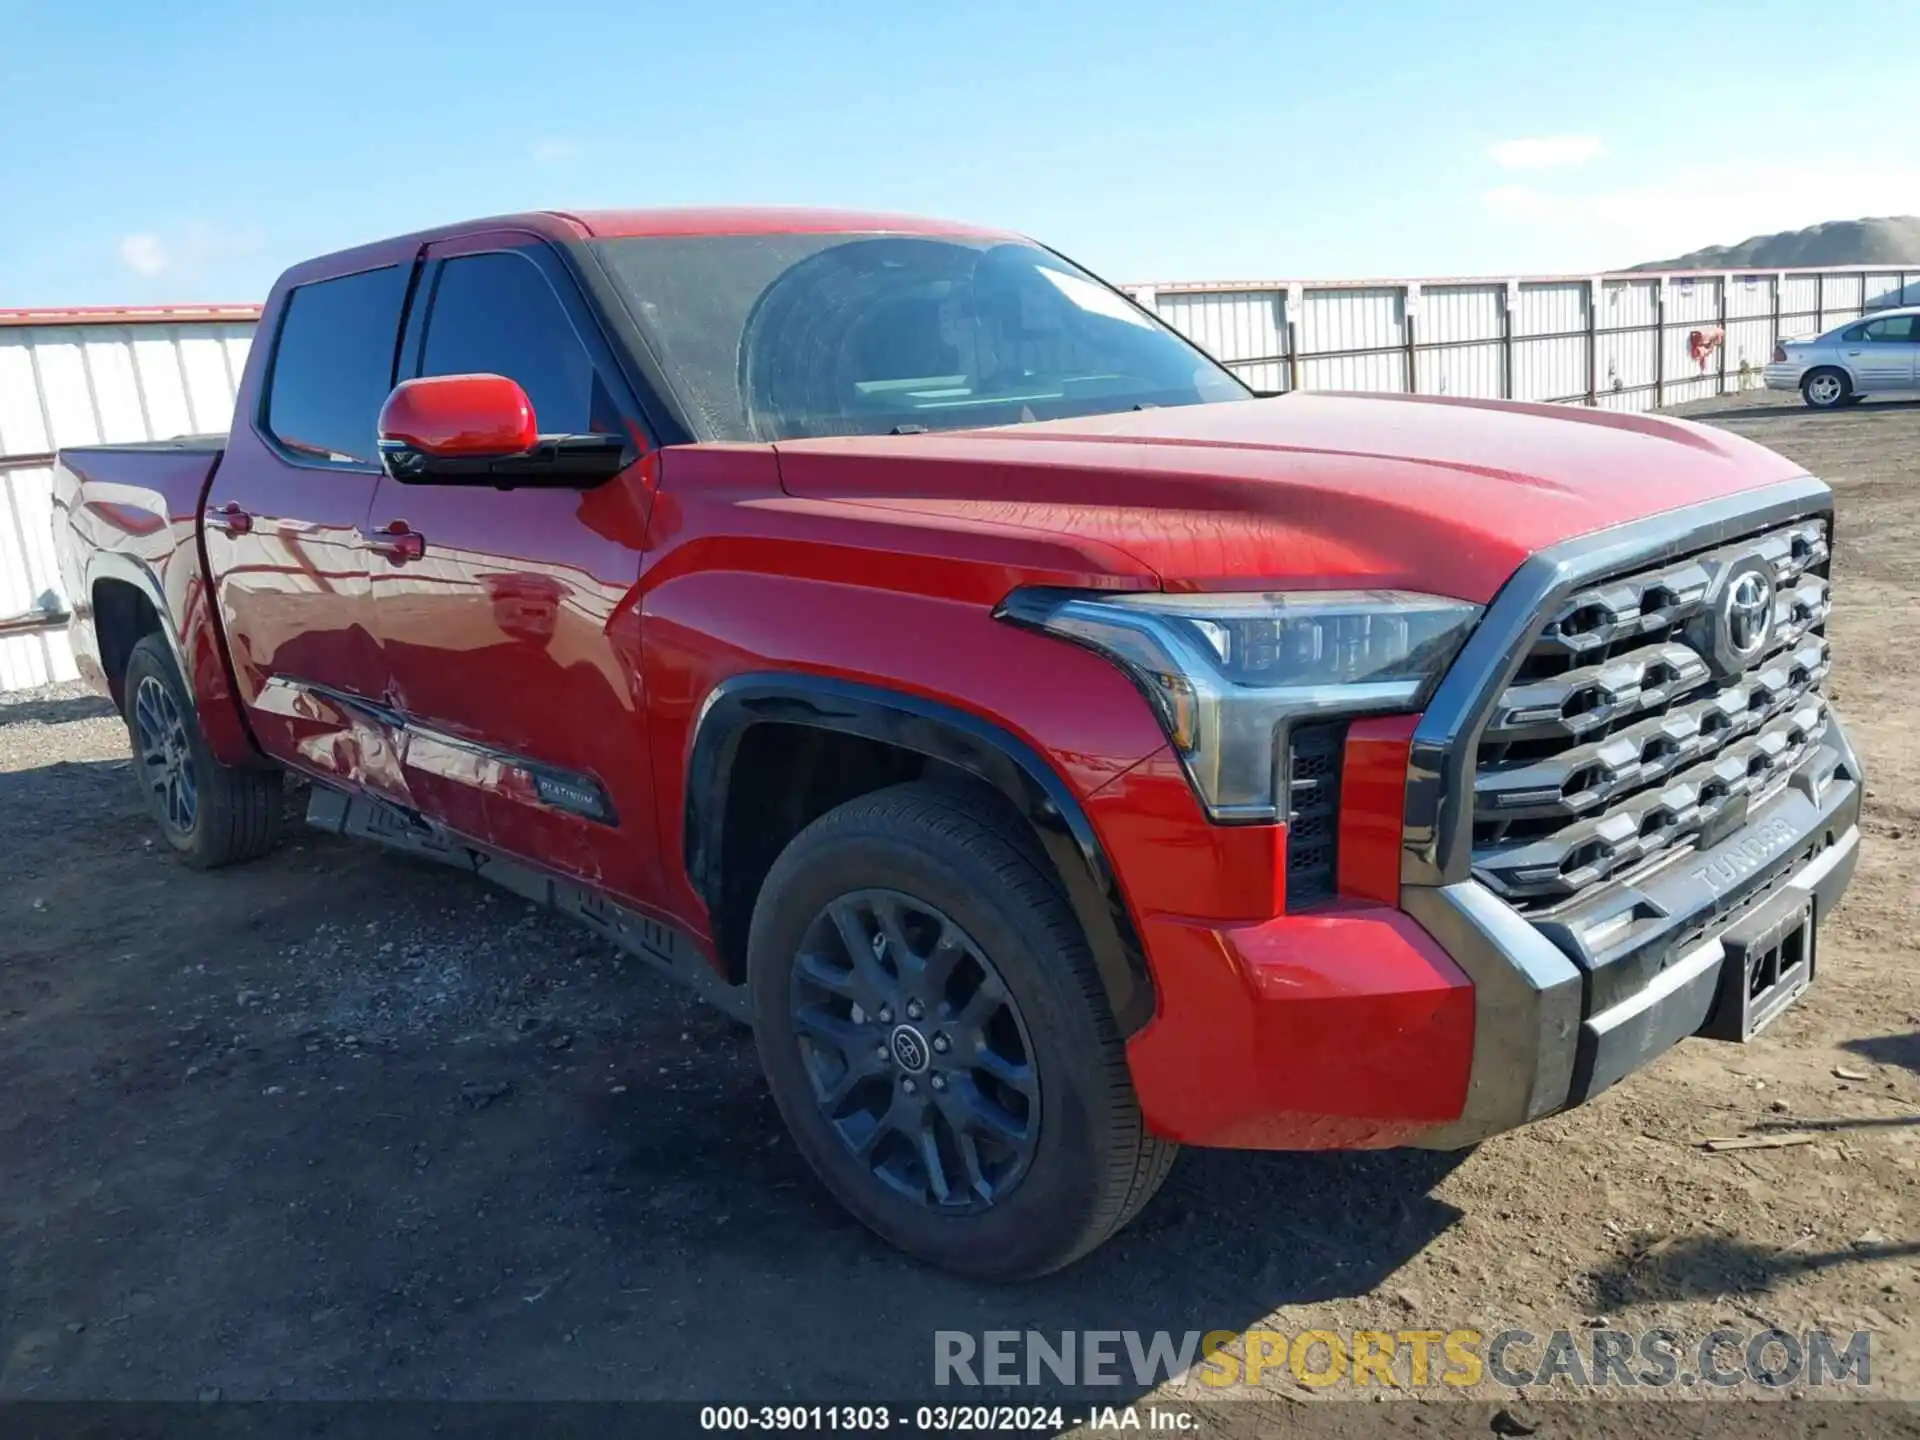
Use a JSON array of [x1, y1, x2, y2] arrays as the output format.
[[2, 0, 1914, 306]]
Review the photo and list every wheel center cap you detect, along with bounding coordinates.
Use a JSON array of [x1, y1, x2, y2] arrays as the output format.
[[889, 1023, 931, 1074]]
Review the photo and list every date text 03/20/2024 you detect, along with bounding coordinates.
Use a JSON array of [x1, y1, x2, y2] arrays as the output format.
[[698, 1405, 1191, 1432]]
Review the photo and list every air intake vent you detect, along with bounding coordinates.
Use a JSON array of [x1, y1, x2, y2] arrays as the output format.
[[1285, 721, 1347, 910]]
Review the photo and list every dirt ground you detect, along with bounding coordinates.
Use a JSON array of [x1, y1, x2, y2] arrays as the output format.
[[1, 388, 1916, 1432]]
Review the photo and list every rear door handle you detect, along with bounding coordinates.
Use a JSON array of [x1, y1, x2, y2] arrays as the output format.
[[204, 501, 252, 535], [366, 520, 425, 563]]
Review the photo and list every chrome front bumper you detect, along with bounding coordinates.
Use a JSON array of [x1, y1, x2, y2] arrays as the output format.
[[1390, 479, 1858, 1150], [1403, 719, 1861, 1148]]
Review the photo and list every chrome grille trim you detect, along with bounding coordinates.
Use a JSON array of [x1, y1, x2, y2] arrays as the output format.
[[1476, 636, 1829, 819], [1529, 518, 1828, 663], [1486, 641, 1713, 744], [1471, 514, 1832, 909]]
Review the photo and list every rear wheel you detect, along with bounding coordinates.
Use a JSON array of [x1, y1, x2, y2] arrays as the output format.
[[122, 634, 282, 868], [1802, 368, 1850, 409], [747, 783, 1175, 1279]]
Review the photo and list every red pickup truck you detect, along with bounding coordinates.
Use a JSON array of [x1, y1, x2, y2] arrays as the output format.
[[53, 208, 1860, 1279]]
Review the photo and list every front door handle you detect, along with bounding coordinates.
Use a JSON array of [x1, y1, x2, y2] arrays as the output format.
[[366, 520, 425, 563], [204, 501, 252, 535]]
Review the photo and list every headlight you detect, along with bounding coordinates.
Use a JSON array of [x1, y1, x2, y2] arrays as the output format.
[[997, 588, 1482, 822]]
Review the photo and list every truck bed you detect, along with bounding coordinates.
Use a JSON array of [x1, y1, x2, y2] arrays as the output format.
[[51, 438, 229, 701]]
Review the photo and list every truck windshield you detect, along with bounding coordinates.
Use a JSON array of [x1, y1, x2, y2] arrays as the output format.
[[590, 233, 1248, 442]]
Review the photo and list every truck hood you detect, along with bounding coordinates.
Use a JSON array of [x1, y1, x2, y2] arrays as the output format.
[[772, 393, 1810, 603]]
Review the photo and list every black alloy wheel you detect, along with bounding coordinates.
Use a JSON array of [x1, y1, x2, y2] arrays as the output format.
[[120, 633, 283, 868], [747, 782, 1177, 1279], [132, 671, 198, 837], [790, 888, 1039, 1212]]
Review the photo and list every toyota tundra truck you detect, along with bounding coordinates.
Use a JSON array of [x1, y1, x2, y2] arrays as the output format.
[[51, 209, 1861, 1279]]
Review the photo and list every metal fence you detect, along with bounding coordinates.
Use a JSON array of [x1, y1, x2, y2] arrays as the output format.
[[4, 265, 1920, 694], [0, 306, 258, 691], [1130, 266, 1920, 411]]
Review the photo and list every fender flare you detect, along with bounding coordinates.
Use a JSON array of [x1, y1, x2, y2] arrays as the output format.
[[685, 674, 1156, 1036], [84, 551, 192, 692], [84, 549, 261, 767]]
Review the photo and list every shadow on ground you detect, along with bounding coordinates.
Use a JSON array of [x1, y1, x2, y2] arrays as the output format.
[[1844, 1031, 1920, 1078], [0, 693, 117, 728], [1679, 398, 1920, 423], [0, 755, 1471, 1403], [1588, 1232, 1920, 1311]]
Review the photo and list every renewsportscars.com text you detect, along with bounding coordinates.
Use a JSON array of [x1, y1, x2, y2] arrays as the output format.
[[934, 1327, 1872, 1391]]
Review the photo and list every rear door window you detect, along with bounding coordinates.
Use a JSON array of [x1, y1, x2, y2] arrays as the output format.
[[415, 251, 611, 435], [1861, 315, 1918, 342], [264, 265, 410, 466]]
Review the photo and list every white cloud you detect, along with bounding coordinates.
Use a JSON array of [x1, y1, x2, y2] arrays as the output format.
[[115, 223, 262, 287], [1478, 156, 1920, 269], [530, 139, 579, 164], [118, 233, 169, 276], [1488, 136, 1607, 171]]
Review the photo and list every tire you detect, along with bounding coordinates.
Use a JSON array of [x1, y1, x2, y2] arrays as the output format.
[[747, 782, 1176, 1279], [122, 633, 282, 868], [1802, 368, 1850, 409]]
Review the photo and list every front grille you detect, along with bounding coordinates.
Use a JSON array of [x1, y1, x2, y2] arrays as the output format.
[[1285, 721, 1346, 909], [1472, 516, 1832, 910]]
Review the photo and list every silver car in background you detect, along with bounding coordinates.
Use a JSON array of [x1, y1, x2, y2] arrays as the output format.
[[1765, 305, 1920, 409]]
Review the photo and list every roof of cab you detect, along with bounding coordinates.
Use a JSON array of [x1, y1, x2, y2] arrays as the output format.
[[555, 206, 1023, 241], [274, 207, 1027, 290]]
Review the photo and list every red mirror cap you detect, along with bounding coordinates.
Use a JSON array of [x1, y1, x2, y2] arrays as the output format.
[[378, 374, 537, 458]]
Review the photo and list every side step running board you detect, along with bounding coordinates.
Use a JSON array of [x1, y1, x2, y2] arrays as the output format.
[[305, 786, 750, 1023]]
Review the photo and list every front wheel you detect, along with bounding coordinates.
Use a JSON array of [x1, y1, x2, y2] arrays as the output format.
[[1802, 369, 1851, 409], [122, 634, 283, 868], [747, 783, 1175, 1279]]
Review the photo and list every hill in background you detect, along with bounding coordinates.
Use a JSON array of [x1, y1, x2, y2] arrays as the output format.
[[1631, 216, 1920, 271]]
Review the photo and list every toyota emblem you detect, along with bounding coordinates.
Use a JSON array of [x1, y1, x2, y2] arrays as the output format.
[[889, 1024, 931, 1074], [1689, 557, 1779, 680], [1723, 569, 1774, 663]]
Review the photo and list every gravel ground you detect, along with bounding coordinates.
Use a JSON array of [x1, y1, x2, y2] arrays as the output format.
[[1, 389, 1916, 1434]]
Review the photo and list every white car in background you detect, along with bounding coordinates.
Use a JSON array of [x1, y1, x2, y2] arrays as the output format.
[[1765, 306, 1920, 409]]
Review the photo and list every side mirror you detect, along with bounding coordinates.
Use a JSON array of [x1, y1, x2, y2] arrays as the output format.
[[376, 374, 629, 487]]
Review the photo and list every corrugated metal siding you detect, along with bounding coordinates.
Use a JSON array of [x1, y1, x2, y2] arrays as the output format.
[[0, 319, 256, 691], [1590, 279, 1651, 409], [1299, 287, 1404, 392], [1143, 262, 1920, 417], [1864, 272, 1907, 310], [7, 262, 1918, 694], [0, 463, 67, 691], [1820, 272, 1865, 329], [1659, 277, 1721, 407], [1724, 274, 1777, 390], [1153, 289, 1289, 394], [1416, 284, 1503, 398], [1514, 281, 1588, 403], [1780, 274, 1822, 337], [1725, 274, 1774, 319]]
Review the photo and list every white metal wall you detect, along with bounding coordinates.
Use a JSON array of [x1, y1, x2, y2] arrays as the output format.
[[1132, 264, 1920, 411], [1147, 289, 1288, 396], [6, 262, 1920, 696], [1417, 283, 1503, 399], [0, 313, 256, 692]]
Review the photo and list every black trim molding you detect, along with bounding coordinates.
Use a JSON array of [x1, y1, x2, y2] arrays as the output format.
[[684, 674, 1157, 1036]]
